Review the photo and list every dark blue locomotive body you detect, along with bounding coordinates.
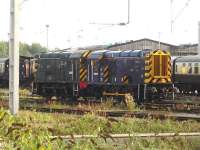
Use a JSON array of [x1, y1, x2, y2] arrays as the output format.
[[34, 49, 172, 101]]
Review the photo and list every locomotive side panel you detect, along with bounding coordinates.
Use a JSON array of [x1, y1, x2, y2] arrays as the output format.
[[34, 52, 73, 97], [115, 57, 144, 85], [87, 50, 109, 84]]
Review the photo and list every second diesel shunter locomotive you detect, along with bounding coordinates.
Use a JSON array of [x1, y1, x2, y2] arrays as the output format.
[[33, 49, 172, 102], [0, 56, 35, 87]]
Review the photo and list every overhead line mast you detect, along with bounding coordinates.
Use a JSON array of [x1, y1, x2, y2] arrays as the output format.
[[9, 0, 19, 115], [171, 0, 191, 33]]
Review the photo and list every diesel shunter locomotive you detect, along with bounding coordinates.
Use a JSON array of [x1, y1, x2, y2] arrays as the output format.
[[33, 49, 172, 102]]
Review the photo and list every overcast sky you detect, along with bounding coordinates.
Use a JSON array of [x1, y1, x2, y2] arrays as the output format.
[[0, 0, 200, 49]]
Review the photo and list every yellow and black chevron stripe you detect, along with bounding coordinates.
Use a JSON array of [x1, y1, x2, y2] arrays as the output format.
[[166, 54, 172, 82], [79, 50, 91, 82], [121, 75, 129, 84], [144, 53, 153, 83], [79, 67, 87, 81], [144, 50, 171, 84], [82, 50, 91, 58], [103, 65, 109, 83]]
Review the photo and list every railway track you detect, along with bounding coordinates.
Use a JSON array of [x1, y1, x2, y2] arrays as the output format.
[[20, 106, 200, 121], [142, 100, 200, 113], [1, 132, 199, 148], [141, 102, 200, 113], [50, 132, 200, 140], [1, 95, 200, 121], [20, 96, 200, 114]]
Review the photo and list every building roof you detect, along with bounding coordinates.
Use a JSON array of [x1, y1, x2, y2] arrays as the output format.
[[77, 45, 109, 50], [107, 38, 177, 48], [178, 44, 198, 48], [60, 38, 198, 53]]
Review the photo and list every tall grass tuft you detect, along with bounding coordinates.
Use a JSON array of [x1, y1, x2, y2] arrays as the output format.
[[124, 93, 136, 111]]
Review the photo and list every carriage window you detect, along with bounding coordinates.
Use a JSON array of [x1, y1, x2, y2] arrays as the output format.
[[0, 63, 5, 73], [175, 64, 178, 73], [188, 63, 192, 74], [194, 63, 199, 74], [181, 63, 187, 74]]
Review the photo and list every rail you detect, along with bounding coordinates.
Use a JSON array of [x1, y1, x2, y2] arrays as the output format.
[[51, 132, 200, 139], [20, 106, 200, 121]]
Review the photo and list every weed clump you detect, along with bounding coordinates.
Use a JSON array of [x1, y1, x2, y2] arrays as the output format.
[[124, 93, 136, 111]]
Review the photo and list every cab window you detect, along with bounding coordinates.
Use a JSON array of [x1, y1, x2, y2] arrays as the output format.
[[188, 63, 192, 74]]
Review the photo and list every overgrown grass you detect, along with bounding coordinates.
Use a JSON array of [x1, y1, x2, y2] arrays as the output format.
[[18, 111, 200, 135], [0, 88, 139, 111], [0, 87, 200, 149], [0, 109, 200, 149], [0, 88, 31, 98]]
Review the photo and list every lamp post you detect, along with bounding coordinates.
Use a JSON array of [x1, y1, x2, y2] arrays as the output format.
[[46, 24, 49, 50]]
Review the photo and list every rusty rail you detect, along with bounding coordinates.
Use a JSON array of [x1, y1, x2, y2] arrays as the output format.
[[20, 106, 200, 121], [51, 132, 200, 139], [143, 101, 200, 113]]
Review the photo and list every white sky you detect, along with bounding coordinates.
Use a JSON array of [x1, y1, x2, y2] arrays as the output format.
[[0, 0, 200, 49]]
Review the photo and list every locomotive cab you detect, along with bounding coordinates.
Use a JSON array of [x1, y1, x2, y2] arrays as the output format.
[[87, 50, 110, 84]]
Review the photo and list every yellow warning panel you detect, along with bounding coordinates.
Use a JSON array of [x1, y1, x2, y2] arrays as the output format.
[[144, 49, 171, 84]]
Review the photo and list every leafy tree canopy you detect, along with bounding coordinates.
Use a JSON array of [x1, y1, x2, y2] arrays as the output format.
[[0, 41, 47, 57]]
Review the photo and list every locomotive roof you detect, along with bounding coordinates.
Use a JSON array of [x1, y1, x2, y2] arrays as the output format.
[[120, 49, 144, 57], [104, 51, 121, 57], [0, 58, 8, 63], [40, 51, 73, 58], [129, 50, 144, 57], [69, 50, 90, 58], [60, 51, 74, 58], [175, 55, 200, 62], [88, 50, 110, 59]]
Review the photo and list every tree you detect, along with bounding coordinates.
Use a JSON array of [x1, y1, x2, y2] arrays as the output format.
[[0, 41, 9, 57], [20, 43, 31, 56], [0, 41, 48, 57], [29, 43, 47, 55]]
